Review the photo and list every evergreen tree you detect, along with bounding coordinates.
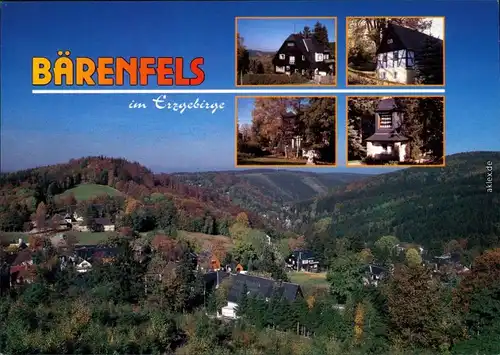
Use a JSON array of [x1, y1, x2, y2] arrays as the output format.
[[313, 22, 329, 44], [415, 37, 444, 85], [301, 25, 312, 37], [236, 283, 249, 318]]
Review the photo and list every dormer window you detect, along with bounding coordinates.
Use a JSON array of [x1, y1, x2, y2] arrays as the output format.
[[279, 53, 285, 60], [379, 113, 392, 129], [315, 53, 324, 62]]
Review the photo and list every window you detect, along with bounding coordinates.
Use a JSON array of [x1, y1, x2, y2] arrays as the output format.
[[393, 51, 399, 66], [380, 71, 386, 80], [279, 53, 285, 60], [301, 55, 305, 61], [382, 53, 388, 68], [382, 144, 388, 150], [407, 51, 415, 67], [289, 56, 295, 64], [387, 38, 393, 44], [324, 54, 329, 60], [315, 53, 324, 62], [286, 66, 290, 70], [287, 42, 294, 47], [379, 114, 392, 129]]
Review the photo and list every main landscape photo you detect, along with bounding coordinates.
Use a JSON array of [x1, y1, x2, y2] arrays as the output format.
[[1, 1, 500, 355]]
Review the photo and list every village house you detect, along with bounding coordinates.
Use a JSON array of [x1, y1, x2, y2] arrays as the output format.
[[203, 270, 230, 295], [272, 33, 333, 77], [197, 251, 222, 272], [220, 273, 303, 320], [375, 22, 443, 84], [363, 264, 389, 287], [395, 242, 425, 255], [286, 249, 320, 272], [225, 262, 244, 274], [365, 98, 409, 163]]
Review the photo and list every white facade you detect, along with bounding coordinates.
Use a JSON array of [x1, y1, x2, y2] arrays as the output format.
[[367, 141, 407, 162], [221, 301, 239, 319], [76, 260, 92, 273], [376, 49, 416, 84], [103, 225, 115, 232]]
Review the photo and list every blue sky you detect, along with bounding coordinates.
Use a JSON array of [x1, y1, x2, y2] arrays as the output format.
[[1, 1, 499, 173], [237, 18, 336, 52]]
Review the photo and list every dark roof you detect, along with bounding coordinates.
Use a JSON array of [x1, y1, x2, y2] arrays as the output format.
[[94, 218, 112, 226], [365, 264, 388, 276], [203, 270, 230, 291], [365, 132, 408, 142], [376, 98, 401, 112], [282, 111, 298, 119], [12, 249, 32, 266], [378, 23, 443, 54], [283, 34, 331, 61], [291, 249, 316, 260], [227, 274, 302, 303]]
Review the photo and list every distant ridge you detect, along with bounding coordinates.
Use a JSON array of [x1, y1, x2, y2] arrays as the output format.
[[294, 151, 500, 251]]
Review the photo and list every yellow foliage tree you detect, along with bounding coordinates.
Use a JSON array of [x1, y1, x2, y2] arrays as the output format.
[[229, 222, 250, 240], [405, 248, 422, 268], [235, 212, 250, 228], [125, 198, 140, 214], [354, 302, 365, 343], [359, 248, 374, 263], [307, 295, 316, 309]]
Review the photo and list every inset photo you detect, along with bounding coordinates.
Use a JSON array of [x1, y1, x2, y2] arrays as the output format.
[[236, 17, 337, 86], [346, 96, 445, 167], [346, 17, 445, 86], [236, 96, 336, 167]]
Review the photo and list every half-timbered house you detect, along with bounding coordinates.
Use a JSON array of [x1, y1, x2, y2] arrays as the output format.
[[272, 34, 333, 77], [376, 23, 443, 84]]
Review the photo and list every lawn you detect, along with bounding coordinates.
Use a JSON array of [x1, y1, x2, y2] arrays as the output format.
[[2, 229, 233, 249], [289, 272, 329, 293], [238, 156, 335, 166], [177, 230, 234, 252], [57, 184, 123, 201], [238, 157, 308, 166]]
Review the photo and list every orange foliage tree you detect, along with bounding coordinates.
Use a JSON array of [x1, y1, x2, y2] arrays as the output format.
[[454, 248, 500, 311], [210, 239, 227, 263], [34, 202, 47, 228]]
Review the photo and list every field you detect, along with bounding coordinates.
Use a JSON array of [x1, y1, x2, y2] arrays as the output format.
[[177, 230, 234, 252], [237, 156, 334, 166], [2, 231, 114, 245], [237, 156, 308, 166], [2, 230, 232, 249], [56, 184, 122, 201], [289, 272, 329, 294]]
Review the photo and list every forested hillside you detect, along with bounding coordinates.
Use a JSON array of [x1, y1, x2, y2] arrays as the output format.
[[173, 170, 368, 222], [0, 157, 267, 234], [294, 152, 500, 252]]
